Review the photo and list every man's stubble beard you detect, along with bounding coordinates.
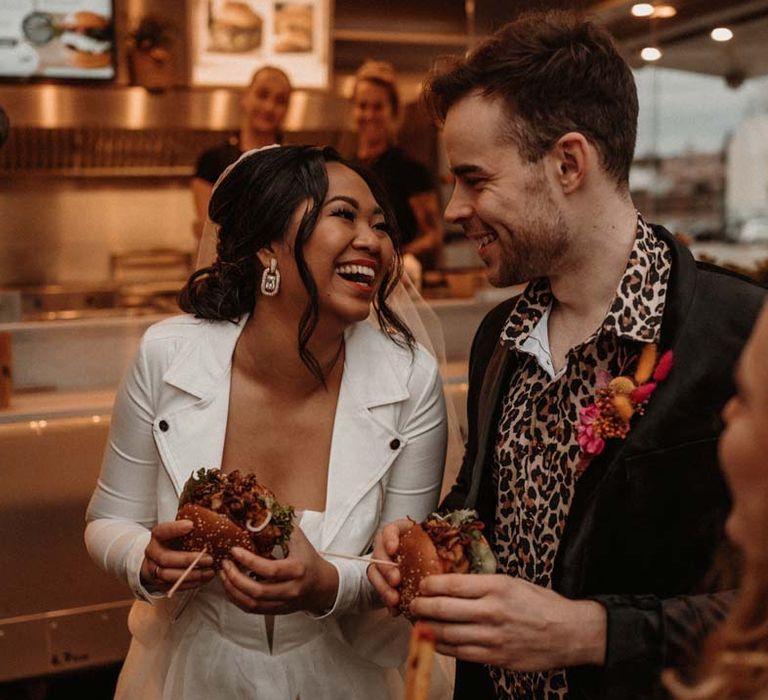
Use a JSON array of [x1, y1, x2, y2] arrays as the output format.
[[490, 173, 572, 288]]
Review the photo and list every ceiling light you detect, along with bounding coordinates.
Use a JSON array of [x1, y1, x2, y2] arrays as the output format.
[[652, 5, 677, 18], [711, 27, 733, 42], [641, 46, 662, 61], [631, 3, 654, 17]]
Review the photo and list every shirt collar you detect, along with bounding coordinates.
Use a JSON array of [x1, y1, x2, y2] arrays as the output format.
[[601, 214, 670, 343], [500, 277, 552, 351], [500, 213, 670, 350]]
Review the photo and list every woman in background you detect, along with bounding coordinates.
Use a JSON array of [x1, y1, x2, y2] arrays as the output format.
[[191, 66, 293, 239], [665, 302, 768, 699], [351, 60, 444, 270], [86, 145, 448, 699]]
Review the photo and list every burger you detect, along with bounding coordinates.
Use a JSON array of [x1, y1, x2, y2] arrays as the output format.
[[397, 509, 496, 616], [273, 4, 312, 53], [173, 468, 294, 570], [60, 11, 113, 70], [209, 1, 263, 53]]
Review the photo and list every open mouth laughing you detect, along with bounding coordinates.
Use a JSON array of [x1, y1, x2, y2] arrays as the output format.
[[477, 231, 498, 249], [335, 260, 378, 292]]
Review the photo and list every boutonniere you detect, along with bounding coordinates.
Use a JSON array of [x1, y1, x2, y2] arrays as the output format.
[[576, 343, 674, 473]]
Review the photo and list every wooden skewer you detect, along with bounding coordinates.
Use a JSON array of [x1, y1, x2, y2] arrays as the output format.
[[167, 548, 207, 599], [318, 550, 399, 567]]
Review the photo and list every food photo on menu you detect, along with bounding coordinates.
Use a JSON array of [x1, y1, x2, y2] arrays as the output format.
[[205, 0, 314, 55], [0, 0, 114, 80], [207, 0, 264, 53], [273, 2, 313, 53]]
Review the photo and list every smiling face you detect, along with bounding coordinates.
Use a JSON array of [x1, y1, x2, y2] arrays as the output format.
[[241, 68, 292, 135], [267, 161, 395, 330], [442, 92, 572, 287], [352, 79, 396, 143], [719, 305, 768, 563]]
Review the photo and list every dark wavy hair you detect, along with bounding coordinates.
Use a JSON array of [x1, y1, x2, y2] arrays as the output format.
[[424, 11, 638, 186], [178, 145, 414, 382]]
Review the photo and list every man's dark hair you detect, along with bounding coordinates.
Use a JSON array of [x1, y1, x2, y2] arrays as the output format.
[[424, 11, 638, 185], [0, 107, 8, 149], [179, 145, 414, 382]]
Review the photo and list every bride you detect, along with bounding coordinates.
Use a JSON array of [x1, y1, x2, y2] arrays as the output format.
[[85, 145, 449, 699]]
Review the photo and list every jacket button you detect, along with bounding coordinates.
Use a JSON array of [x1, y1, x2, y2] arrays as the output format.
[[158, 420, 169, 432], [389, 438, 400, 450]]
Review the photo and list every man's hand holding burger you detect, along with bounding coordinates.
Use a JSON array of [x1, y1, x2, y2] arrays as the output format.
[[219, 524, 339, 616], [141, 519, 215, 592], [368, 510, 607, 672], [411, 574, 607, 671]]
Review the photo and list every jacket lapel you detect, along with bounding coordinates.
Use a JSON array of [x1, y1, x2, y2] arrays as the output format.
[[466, 339, 513, 509], [320, 322, 411, 550], [151, 315, 414, 547], [152, 317, 246, 497], [555, 227, 699, 592]]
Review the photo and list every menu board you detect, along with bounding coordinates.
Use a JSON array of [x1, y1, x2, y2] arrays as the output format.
[[192, 0, 330, 89], [0, 0, 114, 80]]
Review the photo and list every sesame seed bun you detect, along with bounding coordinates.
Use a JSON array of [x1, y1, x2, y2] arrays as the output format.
[[175, 503, 255, 570], [397, 522, 446, 615], [64, 11, 110, 31]]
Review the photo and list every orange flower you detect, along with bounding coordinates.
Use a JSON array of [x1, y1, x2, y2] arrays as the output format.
[[612, 393, 635, 421], [634, 343, 658, 384], [609, 376, 636, 395]]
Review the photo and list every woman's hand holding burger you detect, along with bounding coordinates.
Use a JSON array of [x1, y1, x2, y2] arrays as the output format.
[[141, 519, 215, 592], [219, 524, 339, 616], [368, 518, 414, 614], [160, 468, 341, 614]]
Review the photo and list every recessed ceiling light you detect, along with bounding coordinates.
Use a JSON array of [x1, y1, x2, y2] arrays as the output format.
[[641, 46, 662, 61], [652, 5, 677, 18], [631, 3, 654, 17], [711, 27, 734, 42]]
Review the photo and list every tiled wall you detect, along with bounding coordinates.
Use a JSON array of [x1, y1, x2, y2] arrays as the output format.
[[0, 179, 196, 285]]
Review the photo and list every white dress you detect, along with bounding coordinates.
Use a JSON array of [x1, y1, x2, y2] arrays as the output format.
[[85, 317, 451, 699], [115, 511, 410, 700]]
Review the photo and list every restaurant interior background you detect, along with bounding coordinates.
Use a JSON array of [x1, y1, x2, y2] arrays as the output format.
[[1, 0, 767, 697]]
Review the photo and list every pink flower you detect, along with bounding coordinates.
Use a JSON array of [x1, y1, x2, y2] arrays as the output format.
[[579, 403, 600, 425], [595, 369, 612, 388], [653, 351, 674, 382], [630, 382, 657, 404], [578, 404, 606, 456]]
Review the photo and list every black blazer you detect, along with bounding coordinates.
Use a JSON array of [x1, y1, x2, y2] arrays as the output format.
[[442, 226, 766, 700]]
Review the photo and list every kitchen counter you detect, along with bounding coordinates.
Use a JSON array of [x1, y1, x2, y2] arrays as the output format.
[[0, 293, 526, 683], [0, 388, 115, 425], [0, 290, 522, 425]]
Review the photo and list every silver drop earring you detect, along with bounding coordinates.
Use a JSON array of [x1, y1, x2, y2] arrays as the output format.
[[260, 258, 280, 296]]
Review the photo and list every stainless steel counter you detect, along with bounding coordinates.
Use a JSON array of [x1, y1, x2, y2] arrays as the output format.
[[0, 292, 519, 682]]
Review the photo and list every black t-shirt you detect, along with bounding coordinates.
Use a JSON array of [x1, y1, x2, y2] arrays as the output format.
[[360, 147, 436, 246], [194, 142, 243, 185]]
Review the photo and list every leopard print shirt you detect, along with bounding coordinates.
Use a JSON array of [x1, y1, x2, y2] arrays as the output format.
[[489, 216, 672, 699]]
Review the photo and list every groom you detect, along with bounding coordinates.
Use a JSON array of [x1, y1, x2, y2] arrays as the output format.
[[369, 11, 766, 700]]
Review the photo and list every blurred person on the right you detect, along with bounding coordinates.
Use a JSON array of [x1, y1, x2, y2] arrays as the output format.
[[664, 302, 768, 700]]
